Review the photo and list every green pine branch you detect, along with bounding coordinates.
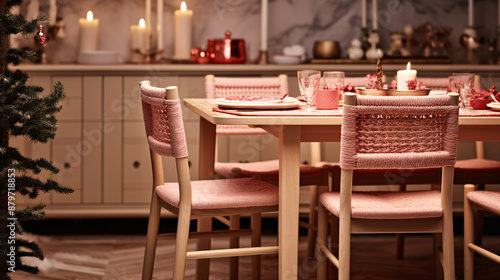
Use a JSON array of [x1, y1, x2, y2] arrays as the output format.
[[1, 1, 70, 278]]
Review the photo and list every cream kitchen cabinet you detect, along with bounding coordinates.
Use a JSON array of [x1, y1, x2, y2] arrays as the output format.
[[14, 64, 499, 218]]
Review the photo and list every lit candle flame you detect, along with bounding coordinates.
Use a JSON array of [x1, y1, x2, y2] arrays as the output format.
[[87, 11, 93, 21], [406, 62, 411, 70], [181, 1, 187, 11], [139, 18, 145, 28]]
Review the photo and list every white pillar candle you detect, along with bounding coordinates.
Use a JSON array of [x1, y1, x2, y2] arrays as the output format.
[[49, 0, 57, 26], [397, 62, 417, 90], [468, 0, 474, 27], [145, 0, 151, 50], [372, 0, 378, 31], [157, 0, 163, 51], [361, 0, 367, 29], [131, 19, 147, 51], [174, 1, 193, 60], [79, 11, 99, 52], [260, 0, 268, 51]]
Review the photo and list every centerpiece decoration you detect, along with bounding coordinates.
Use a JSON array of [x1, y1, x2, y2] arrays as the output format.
[[356, 51, 388, 96], [357, 58, 431, 96], [469, 86, 498, 109]]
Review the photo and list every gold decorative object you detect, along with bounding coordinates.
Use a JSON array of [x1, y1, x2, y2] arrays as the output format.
[[313, 41, 340, 59], [257, 50, 268, 64]]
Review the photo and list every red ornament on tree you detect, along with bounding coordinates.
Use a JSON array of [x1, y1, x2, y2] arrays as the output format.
[[34, 25, 46, 44]]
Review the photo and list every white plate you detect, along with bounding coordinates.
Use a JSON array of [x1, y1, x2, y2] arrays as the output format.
[[273, 55, 301, 64], [220, 96, 289, 103], [486, 102, 500, 111], [429, 90, 448, 95], [215, 97, 301, 109]]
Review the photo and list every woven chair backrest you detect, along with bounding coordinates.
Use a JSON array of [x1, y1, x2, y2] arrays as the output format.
[[340, 94, 459, 170], [140, 82, 188, 158], [206, 76, 288, 99]]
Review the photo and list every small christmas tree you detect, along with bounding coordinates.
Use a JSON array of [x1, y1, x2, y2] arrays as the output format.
[[1, 1, 72, 279]]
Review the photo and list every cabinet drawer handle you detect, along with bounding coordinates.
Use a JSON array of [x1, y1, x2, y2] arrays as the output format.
[[64, 162, 71, 169], [133, 161, 140, 168]]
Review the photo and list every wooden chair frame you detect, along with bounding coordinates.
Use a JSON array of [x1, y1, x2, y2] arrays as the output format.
[[206, 74, 328, 259], [140, 82, 279, 280], [463, 184, 500, 280], [316, 92, 459, 280]]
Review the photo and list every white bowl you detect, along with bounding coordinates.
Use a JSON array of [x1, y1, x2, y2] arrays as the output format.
[[273, 55, 301, 64]]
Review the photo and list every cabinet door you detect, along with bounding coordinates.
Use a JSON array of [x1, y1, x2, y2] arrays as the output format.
[[28, 74, 51, 97], [179, 76, 205, 121], [16, 141, 52, 206], [103, 120, 123, 203], [53, 76, 82, 121], [228, 134, 263, 163], [52, 138, 82, 204], [103, 76, 123, 121], [82, 121, 103, 204], [123, 138, 152, 204], [83, 76, 102, 121]]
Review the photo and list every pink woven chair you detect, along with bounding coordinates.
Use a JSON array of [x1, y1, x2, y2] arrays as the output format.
[[316, 92, 460, 280], [206, 74, 327, 258], [464, 184, 500, 280], [140, 81, 279, 280], [454, 142, 500, 246]]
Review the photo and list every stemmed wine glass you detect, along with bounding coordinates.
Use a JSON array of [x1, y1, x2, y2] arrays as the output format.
[[451, 73, 474, 113], [297, 70, 321, 112]]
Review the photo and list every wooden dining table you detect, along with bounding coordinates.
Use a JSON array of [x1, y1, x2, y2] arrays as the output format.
[[183, 98, 500, 280]]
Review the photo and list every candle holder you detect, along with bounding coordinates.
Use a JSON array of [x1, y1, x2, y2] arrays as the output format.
[[365, 31, 381, 60], [361, 27, 369, 56], [257, 50, 269, 64], [135, 49, 164, 64]]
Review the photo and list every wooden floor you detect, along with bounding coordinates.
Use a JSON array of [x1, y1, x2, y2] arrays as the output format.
[[10, 232, 500, 280]]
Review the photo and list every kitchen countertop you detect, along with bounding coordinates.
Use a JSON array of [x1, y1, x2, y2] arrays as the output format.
[[14, 63, 500, 76]]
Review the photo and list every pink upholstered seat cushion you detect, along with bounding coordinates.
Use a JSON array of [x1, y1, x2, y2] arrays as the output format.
[[466, 191, 500, 215], [319, 190, 442, 219], [454, 158, 500, 184], [155, 178, 279, 210], [214, 159, 324, 178]]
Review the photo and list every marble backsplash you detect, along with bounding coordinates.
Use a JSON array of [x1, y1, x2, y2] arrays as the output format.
[[16, 0, 500, 64]]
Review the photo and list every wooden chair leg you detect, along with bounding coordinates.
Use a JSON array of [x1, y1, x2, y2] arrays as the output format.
[[474, 184, 485, 246], [338, 169, 352, 280], [307, 185, 319, 259], [173, 205, 192, 280], [464, 184, 475, 280], [251, 213, 262, 280], [142, 192, 162, 280], [395, 184, 406, 259], [230, 215, 240, 280], [316, 186, 329, 280], [395, 234, 405, 260], [441, 222, 456, 280], [441, 166, 455, 280], [433, 233, 444, 280], [338, 213, 351, 280], [196, 217, 212, 280], [329, 215, 339, 280]]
